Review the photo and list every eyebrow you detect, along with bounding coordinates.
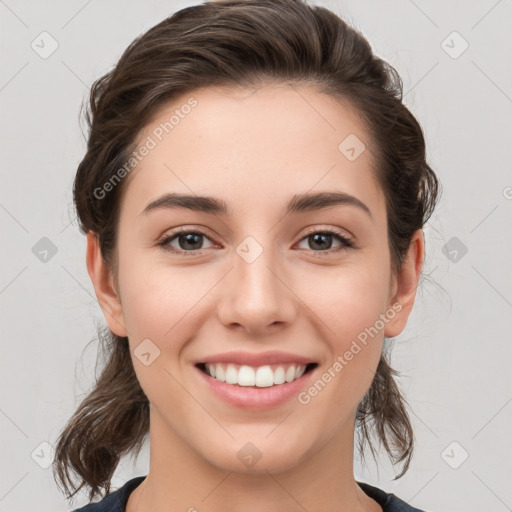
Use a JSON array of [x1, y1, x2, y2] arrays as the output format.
[[139, 191, 372, 220]]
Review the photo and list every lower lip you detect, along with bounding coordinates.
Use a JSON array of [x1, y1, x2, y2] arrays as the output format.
[[195, 365, 316, 409]]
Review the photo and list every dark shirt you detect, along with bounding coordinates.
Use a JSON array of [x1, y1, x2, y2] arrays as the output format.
[[71, 475, 427, 512]]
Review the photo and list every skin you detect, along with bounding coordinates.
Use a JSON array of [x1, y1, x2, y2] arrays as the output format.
[[86, 84, 423, 512]]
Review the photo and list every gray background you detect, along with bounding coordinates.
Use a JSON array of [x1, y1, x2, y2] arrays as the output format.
[[1, 1, 511, 511]]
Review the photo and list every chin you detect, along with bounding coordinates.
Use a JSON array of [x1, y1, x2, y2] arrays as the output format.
[[200, 436, 310, 475]]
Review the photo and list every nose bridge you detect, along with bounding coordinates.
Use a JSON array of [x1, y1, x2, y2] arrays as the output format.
[[235, 233, 280, 305], [218, 232, 294, 332]]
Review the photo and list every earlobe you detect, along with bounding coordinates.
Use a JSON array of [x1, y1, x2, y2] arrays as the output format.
[[85, 232, 128, 337], [384, 229, 424, 338]]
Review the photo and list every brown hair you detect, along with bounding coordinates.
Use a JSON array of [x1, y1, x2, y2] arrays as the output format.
[[53, 0, 440, 502]]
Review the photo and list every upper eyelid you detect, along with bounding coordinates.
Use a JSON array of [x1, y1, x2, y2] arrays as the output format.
[[301, 225, 352, 238]]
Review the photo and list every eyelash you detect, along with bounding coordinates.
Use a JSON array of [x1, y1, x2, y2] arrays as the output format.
[[156, 226, 356, 257]]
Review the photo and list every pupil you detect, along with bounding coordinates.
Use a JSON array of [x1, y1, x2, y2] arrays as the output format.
[[180, 233, 202, 250], [311, 233, 331, 250]]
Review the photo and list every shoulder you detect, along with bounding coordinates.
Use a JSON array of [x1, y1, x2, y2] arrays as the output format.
[[357, 481, 429, 512], [71, 476, 147, 512]]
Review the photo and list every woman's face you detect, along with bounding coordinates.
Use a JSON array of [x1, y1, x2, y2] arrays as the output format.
[[88, 84, 421, 475]]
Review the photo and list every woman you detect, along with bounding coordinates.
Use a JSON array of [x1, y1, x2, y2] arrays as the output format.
[[53, 1, 439, 511]]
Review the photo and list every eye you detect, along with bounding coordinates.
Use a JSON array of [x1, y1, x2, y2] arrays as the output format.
[[296, 228, 355, 255], [157, 228, 216, 255], [157, 226, 355, 256]]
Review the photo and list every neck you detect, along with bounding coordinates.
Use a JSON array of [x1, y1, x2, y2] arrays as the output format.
[[127, 407, 381, 512]]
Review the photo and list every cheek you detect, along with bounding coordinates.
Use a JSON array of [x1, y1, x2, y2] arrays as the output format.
[[303, 264, 389, 403], [317, 262, 391, 340], [117, 258, 202, 408], [118, 251, 211, 340]]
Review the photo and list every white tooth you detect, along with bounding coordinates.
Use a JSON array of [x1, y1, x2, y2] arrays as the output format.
[[255, 365, 274, 387], [273, 365, 285, 384], [238, 365, 255, 386], [211, 363, 307, 386], [285, 365, 296, 382], [215, 364, 225, 382], [225, 364, 238, 384]]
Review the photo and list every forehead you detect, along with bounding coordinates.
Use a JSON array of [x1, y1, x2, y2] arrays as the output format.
[[120, 84, 384, 220]]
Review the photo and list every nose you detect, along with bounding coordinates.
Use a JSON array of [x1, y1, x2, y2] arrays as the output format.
[[217, 240, 296, 337]]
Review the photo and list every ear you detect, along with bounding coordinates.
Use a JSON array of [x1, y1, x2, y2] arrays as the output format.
[[86, 231, 128, 337], [384, 229, 424, 338]]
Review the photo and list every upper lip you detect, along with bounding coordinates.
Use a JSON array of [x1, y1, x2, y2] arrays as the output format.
[[196, 350, 316, 367]]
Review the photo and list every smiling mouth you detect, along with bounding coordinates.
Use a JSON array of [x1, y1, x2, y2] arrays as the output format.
[[196, 362, 318, 387]]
